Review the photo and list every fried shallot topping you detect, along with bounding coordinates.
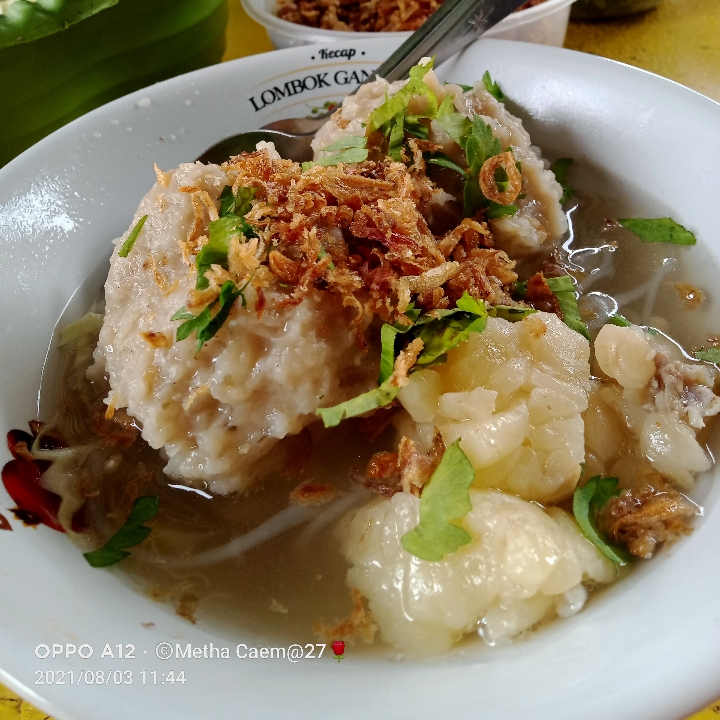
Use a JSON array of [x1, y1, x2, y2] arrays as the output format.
[[362, 430, 446, 497], [597, 486, 698, 559], [207, 149, 522, 331]]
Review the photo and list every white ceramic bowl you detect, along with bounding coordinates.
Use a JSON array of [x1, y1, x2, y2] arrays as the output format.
[[2, 37, 720, 720], [242, 0, 575, 49]]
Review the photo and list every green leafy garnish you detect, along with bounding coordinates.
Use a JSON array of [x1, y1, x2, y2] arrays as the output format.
[[173, 280, 246, 354], [218, 185, 256, 219], [482, 70, 506, 102], [486, 202, 518, 219], [435, 95, 472, 148], [378, 307, 420, 384], [195, 189, 256, 291], [618, 218, 697, 245], [84, 496, 159, 568], [401, 441, 474, 562], [489, 305, 537, 322], [695, 348, 720, 363], [415, 307, 488, 366], [551, 158, 574, 204], [366, 58, 437, 135], [457, 83, 474, 93], [387, 113, 405, 162], [316, 379, 401, 428], [306, 136, 369, 169], [426, 152, 467, 176], [118, 215, 148, 258], [572, 476, 630, 565], [609, 314, 632, 327], [546, 276, 590, 340], [464, 116, 503, 217]]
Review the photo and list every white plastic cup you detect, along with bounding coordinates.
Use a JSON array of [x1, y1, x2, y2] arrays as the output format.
[[242, 0, 576, 50]]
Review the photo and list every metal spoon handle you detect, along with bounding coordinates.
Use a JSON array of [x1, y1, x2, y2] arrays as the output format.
[[374, 0, 529, 83]]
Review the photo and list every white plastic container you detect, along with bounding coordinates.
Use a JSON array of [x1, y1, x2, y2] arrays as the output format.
[[242, 0, 575, 50]]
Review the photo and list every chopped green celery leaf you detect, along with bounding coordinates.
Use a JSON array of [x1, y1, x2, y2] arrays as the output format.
[[321, 136, 367, 152], [171, 307, 194, 322], [301, 161, 314, 171], [435, 95, 472, 148], [313, 147, 369, 166], [401, 440, 474, 561], [455, 291, 486, 315], [175, 307, 211, 342], [609, 314, 632, 327], [618, 218, 697, 245], [366, 57, 437, 134], [463, 116, 502, 217], [513, 280, 528, 298], [416, 293, 487, 365], [196, 212, 255, 290], [194, 281, 244, 353], [482, 70, 506, 102], [486, 203, 518, 219], [378, 315, 416, 384], [388, 113, 405, 162], [695, 348, 720, 363], [316, 380, 400, 428], [405, 117, 429, 140], [118, 215, 148, 258], [466, 115, 502, 173], [457, 83, 474, 93], [573, 476, 630, 565], [427, 153, 467, 176], [489, 305, 536, 322], [58, 313, 104, 346], [551, 158, 574, 204], [545, 276, 590, 340], [417, 315, 487, 365], [84, 496, 159, 568], [463, 175, 483, 218], [174, 281, 246, 352], [218, 185, 256, 218]]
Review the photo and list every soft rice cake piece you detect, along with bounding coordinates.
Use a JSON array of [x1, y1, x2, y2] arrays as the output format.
[[344, 489, 615, 657], [90, 162, 371, 494]]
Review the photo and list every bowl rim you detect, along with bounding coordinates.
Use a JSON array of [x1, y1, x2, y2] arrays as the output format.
[[2, 35, 720, 720], [241, 0, 576, 40]]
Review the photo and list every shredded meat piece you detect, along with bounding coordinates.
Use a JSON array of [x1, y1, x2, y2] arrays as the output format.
[[598, 487, 697, 559], [314, 588, 377, 645], [523, 272, 563, 317], [277, 0, 544, 31]]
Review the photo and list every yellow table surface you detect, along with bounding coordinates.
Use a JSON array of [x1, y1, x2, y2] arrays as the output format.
[[2, 0, 719, 718]]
